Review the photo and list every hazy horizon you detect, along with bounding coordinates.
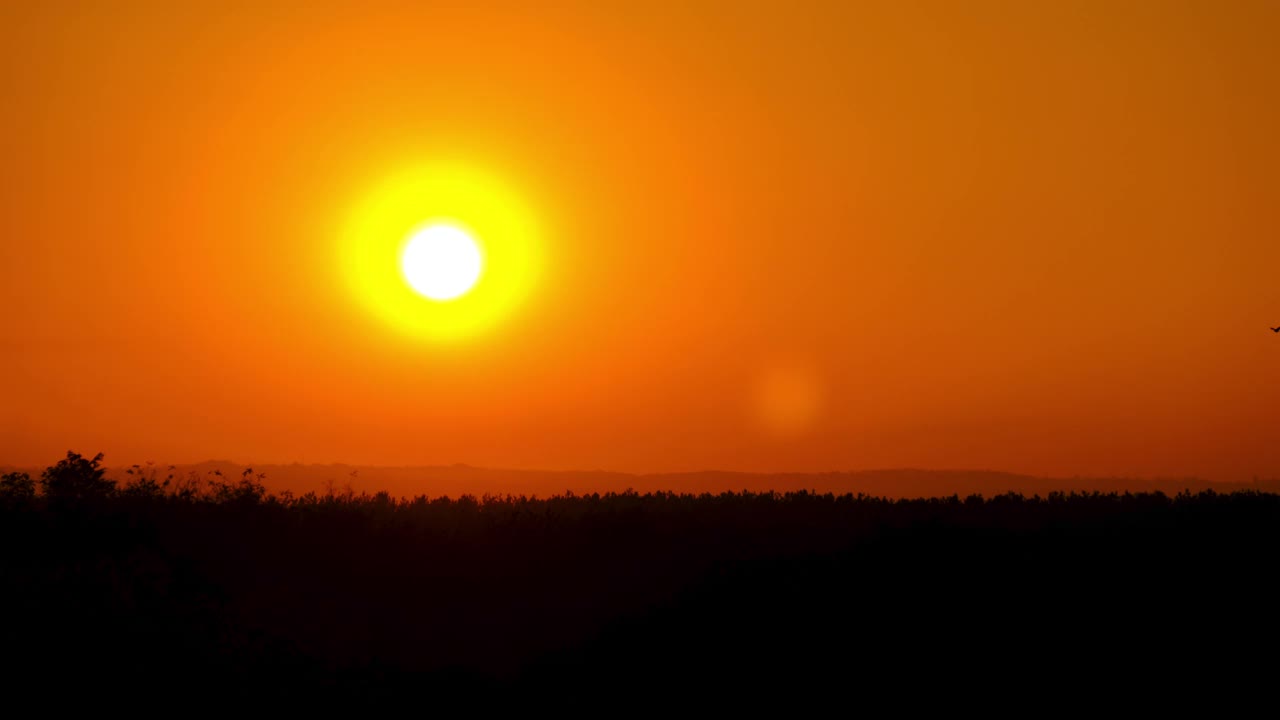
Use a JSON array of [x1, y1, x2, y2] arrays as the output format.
[[8, 454, 1274, 500]]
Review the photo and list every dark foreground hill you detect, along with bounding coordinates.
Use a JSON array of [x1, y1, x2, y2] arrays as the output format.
[[2, 462, 1277, 710]]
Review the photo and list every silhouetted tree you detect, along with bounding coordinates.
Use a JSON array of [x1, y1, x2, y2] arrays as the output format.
[[0, 471, 35, 506], [40, 451, 114, 503]]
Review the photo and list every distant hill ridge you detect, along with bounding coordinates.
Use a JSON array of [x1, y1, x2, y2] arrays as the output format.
[[5, 460, 1275, 499]]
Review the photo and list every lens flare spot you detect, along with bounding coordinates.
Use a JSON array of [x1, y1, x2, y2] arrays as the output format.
[[753, 367, 823, 437]]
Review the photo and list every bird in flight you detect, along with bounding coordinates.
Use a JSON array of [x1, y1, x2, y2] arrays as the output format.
[[1272, 326, 1280, 333]]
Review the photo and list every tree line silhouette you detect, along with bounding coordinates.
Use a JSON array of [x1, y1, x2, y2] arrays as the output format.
[[2, 451, 1277, 711]]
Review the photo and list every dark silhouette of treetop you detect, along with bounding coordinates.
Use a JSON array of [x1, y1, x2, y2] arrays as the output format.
[[0, 471, 35, 505], [40, 451, 115, 503]]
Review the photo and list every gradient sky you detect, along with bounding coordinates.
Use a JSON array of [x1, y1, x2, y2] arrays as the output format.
[[2, 1, 1277, 480]]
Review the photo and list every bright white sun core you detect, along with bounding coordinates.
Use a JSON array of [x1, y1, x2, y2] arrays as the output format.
[[400, 224, 483, 301]]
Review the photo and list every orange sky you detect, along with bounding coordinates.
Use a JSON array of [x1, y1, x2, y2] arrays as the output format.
[[2, 1, 1278, 480]]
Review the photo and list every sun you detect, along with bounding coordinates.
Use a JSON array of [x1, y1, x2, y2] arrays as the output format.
[[338, 163, 542, 342], [401, 224, 483, 301]]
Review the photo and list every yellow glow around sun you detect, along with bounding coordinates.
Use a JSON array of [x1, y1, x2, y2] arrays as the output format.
[[339, 163, 542, 342]]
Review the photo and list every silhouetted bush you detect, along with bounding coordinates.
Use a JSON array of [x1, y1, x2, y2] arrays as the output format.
[[38, 451, 114, 503], [120, 462, 170, 501], [208, 467, 267, 505]]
